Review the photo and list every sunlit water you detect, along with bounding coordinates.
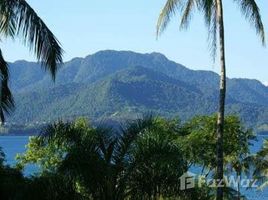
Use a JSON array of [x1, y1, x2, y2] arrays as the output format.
[[0, 134, 268, 199]]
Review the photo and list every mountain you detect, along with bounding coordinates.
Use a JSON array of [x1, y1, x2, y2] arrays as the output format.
[[6, 50, 268, 130]]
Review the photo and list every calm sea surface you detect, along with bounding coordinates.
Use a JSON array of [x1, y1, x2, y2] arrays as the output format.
[[0, 134, 268, 199]]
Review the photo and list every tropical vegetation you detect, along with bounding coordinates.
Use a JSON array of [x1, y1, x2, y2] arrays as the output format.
[[156, 1, 265, 199], [0, 115, 262, 199]]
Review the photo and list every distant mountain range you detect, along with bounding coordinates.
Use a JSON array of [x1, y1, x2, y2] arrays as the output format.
[[7, 50, 268, 131]]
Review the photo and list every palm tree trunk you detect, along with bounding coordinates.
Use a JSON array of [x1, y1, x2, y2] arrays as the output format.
[[216, 0, 226, 200]]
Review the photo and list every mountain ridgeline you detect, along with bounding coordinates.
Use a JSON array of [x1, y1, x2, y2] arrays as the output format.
[[8, 50, 268, 130]]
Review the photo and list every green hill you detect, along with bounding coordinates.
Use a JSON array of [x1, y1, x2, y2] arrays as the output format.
[[6, 50, 268, 130]]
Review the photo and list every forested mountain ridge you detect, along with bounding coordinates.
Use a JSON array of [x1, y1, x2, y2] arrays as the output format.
[[7, 50, 268, 130]]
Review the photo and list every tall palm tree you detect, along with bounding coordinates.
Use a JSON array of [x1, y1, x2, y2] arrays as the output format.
[[156, 1, 265, 199], [0, 0, 63, 123]]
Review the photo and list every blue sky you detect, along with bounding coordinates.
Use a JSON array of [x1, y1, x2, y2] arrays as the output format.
[[2, 0, 268, 84]]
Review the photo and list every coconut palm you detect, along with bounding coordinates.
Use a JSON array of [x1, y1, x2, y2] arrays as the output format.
[[156, 1, 265, 199], [0, 0, 63, 123]]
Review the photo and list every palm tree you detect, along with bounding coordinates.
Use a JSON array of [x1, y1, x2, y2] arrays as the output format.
[[0, 0, 63, 123], [18, 117, 191, 199], [34, 117, 157, 200], [127, 118, 187, 199], [156, 1, 265, 199]]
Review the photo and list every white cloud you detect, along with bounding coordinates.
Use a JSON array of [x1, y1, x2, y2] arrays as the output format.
[[263, 81, 268, 87]]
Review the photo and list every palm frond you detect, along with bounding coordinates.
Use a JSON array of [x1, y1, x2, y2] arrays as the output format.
[[202, 0, 218, 61], [233, 0, 265, 45], [180, 0, 196, 30], [156, 0, 182, 37], [114, 115, 155, 165], [0, 49, 14, 123], [39, 121, 72, 141], [0, 1, 16, 37], [0, 0, 63, 79], [37, 120, 88, 152], [95, 126, 117, 163]]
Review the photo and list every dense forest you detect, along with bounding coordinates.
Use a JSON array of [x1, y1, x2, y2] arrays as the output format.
[[5, 51, 268, 131]]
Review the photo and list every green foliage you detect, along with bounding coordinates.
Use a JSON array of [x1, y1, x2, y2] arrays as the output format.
[[16, 119, 92, 173], [0, 50, 14, 123], [180, 115, 255, 171], [178, 115, 255, 199], [15, 117, 188, 199], [11, 115, 257, 199], [127, 118, 187, 199], [16, 136, 64, 173]]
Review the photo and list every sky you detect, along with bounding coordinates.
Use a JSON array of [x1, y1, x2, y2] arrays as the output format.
[[2, 0, 268, 84]]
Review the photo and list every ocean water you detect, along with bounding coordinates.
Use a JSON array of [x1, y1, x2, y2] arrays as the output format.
[[0, 136, 37, 175], [0, 136, 29, 165], [0, 135, 268, 199]]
